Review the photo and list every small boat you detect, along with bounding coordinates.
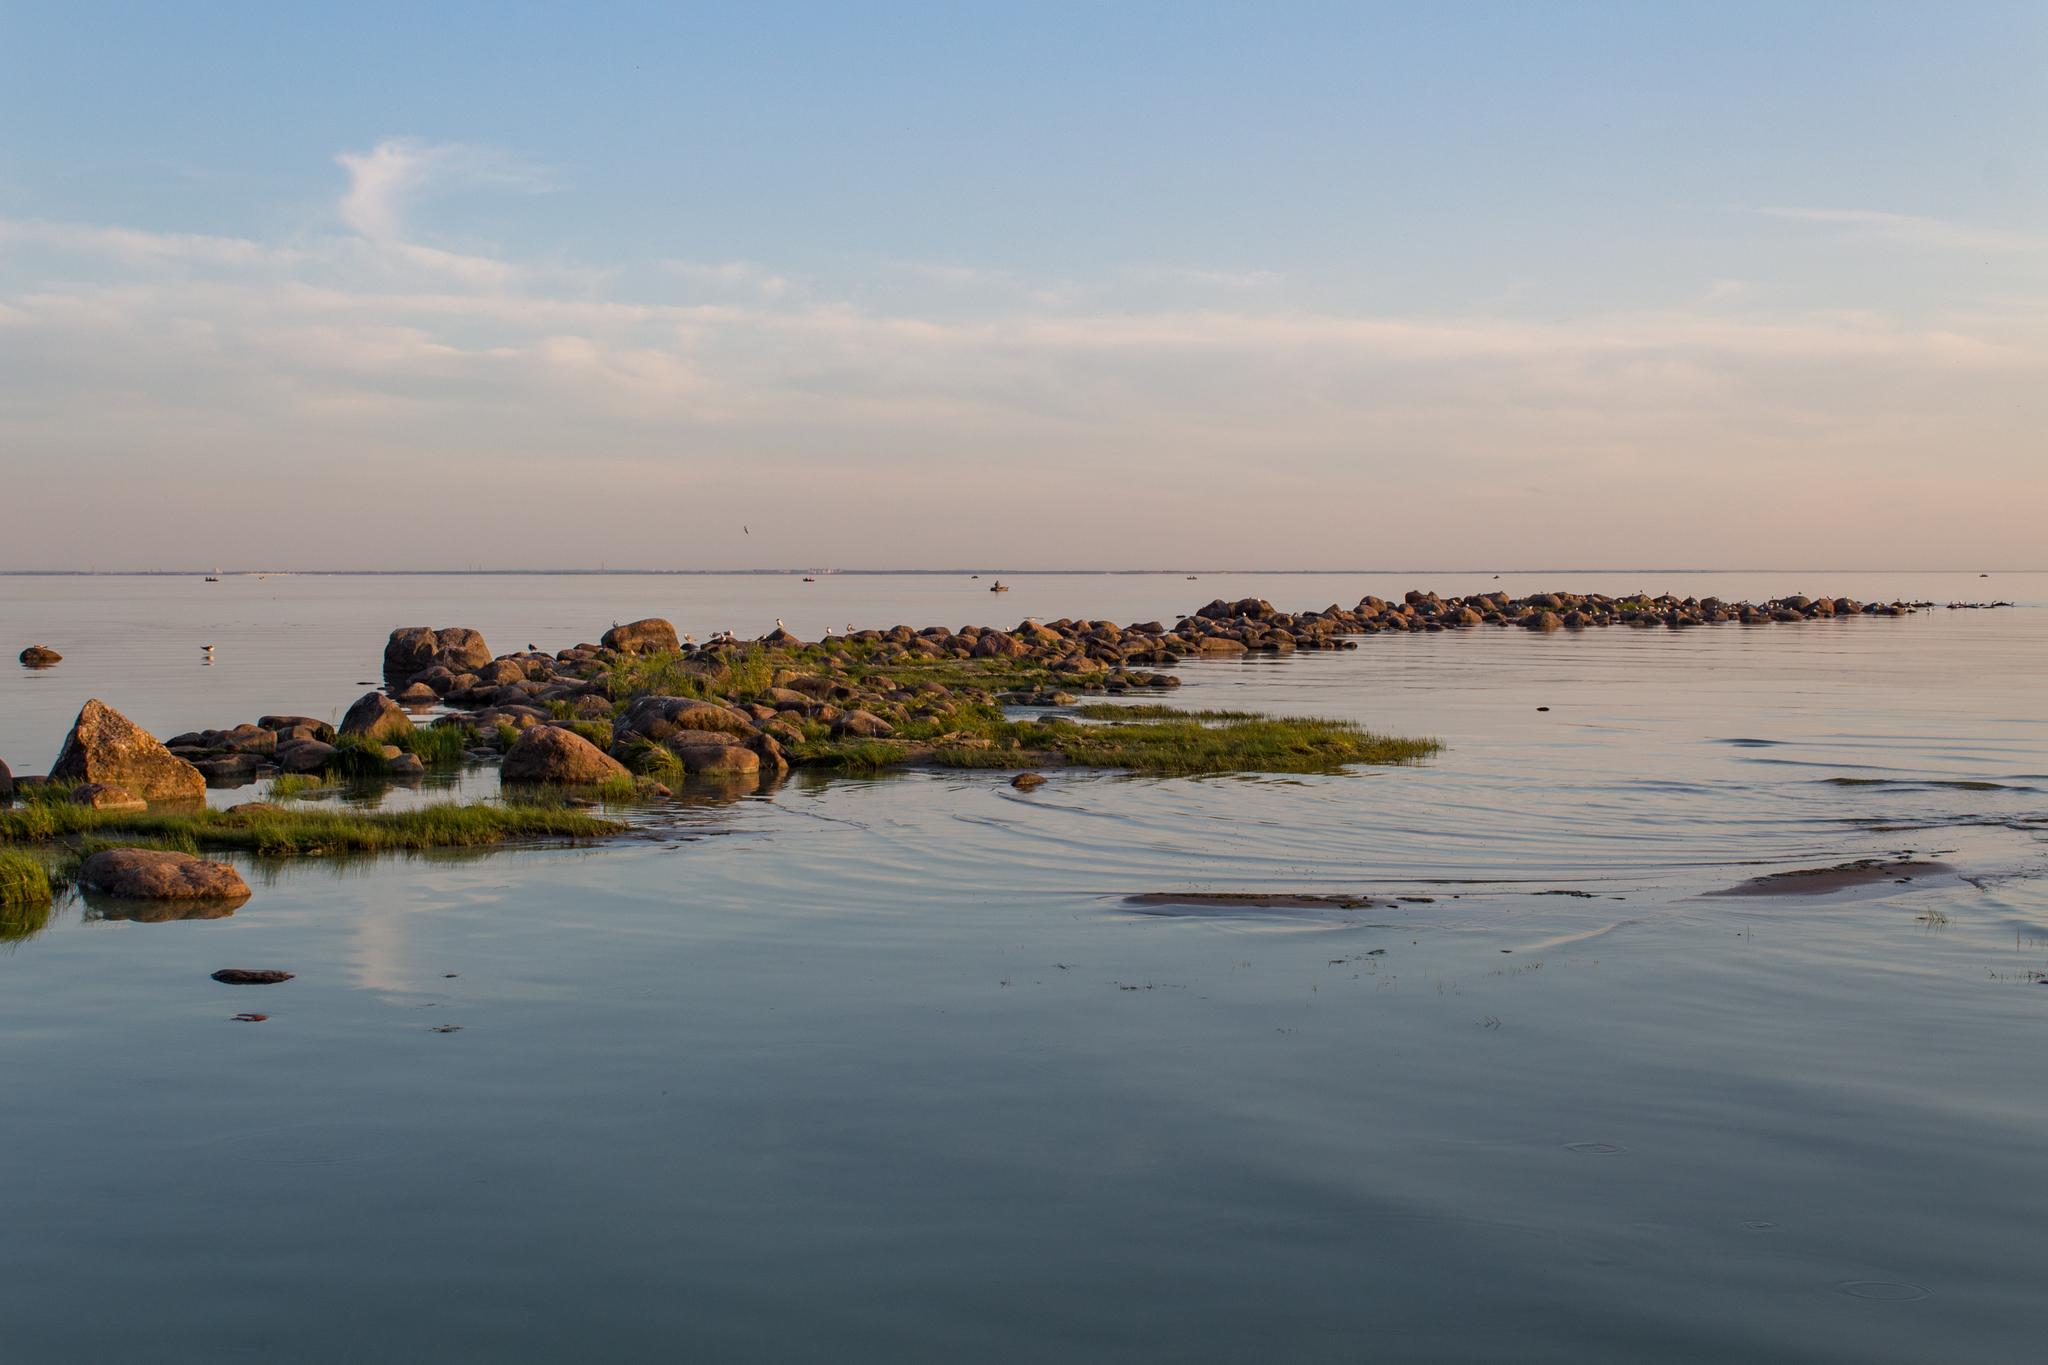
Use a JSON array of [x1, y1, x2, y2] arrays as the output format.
[[1186, 575, 1196, 580], [803, 577, 815, 582], [990, 581, 1009, 593], [205, 568, 219, 582]]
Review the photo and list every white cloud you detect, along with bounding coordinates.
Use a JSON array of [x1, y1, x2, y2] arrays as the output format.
[[334, 136, 550, 243]]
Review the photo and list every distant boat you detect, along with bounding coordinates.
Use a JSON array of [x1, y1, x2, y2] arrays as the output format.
[[205, 568, 219, 582], [1186, 575, 1196, 580], [971, 575, 979, 579], [803, 576, 815, 582], [990, 581, 1009, 593]]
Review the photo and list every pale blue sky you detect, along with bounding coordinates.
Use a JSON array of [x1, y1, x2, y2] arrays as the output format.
[[2, 3, 2043, 569]]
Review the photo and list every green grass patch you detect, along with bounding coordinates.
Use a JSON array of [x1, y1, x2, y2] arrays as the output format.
[[325, 734, 390, 778], [393, 724, 472, 765], [0, 802, 624, 857], [790, 739, 905, 773], [0, 850, 52, 905], [267, 774, 320, 798], [1071, 703, 1261, 721]]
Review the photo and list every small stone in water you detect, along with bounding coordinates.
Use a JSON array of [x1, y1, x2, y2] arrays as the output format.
[[1011, 773, 1046, 791], [212, 969, 295, 985]]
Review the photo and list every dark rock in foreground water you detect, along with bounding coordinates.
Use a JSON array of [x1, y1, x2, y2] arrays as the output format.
[[78, 849, 251, 901], [211, 969, 295, 985], [49, 700, 206, 803], [18, 645, 61, 667]]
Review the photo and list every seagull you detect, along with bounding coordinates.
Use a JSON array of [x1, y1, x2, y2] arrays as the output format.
[[744, 526, 750, 535], [775, 619, 785, 631]]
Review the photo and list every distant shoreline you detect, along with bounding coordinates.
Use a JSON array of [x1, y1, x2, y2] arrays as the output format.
[[0, 568, 2031, 578]]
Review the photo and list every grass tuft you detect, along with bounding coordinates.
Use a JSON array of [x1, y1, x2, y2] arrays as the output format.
[[0, 801, 624, 857], [325, 734, 391, 778], [0, 850, 52, 906], [392, 724, 472, 765]]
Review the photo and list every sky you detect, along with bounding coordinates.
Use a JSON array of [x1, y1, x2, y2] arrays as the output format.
[[1, 1, 2043, 571]]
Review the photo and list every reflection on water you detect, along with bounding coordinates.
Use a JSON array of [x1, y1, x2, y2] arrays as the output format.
[[0, 577, 2043, 1362], [81, 890, 242, 921]]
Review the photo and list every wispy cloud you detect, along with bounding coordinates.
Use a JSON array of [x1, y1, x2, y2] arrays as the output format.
[[1762, 207, 2048, 253], [334, 136, 550, 243]]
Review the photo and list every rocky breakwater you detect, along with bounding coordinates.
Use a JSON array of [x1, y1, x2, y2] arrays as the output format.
[[1324, 589, 1926, 633]]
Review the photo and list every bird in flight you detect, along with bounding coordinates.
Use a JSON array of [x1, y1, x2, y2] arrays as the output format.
[[744, 525, 750, 535]]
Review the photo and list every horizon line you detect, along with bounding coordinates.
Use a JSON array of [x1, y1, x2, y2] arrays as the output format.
[[0, 568, 2035, 578]]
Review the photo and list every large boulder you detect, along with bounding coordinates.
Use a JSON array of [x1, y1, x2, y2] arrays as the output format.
[[77, 848, 251, 901], [602, 618, 681, 655], [212, 727, 277, 755], [664, 738, 760, 774], [275, 741, 335, 773], [48, 700, 205, 803], [502, 726, 629, 784], [830, 710, 896, 739], [614, 696, 759, 744], [385, 627, 492, 676], [338, 692, 415, 742]]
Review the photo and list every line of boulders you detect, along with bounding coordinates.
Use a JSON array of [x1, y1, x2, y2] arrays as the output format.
[[1269, 589, 1924, 633], [161, 692, 427, 784]]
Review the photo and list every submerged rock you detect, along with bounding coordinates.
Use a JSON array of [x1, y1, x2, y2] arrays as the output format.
[[48, 700, 205, 803], [211, 969, 294, 985], [78, 849, 250, 901], [1011, 773, 1047, 791], [501, 726, 628, 784]]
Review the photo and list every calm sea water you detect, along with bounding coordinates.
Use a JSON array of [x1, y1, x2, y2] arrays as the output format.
[[3, 572, 2044, 1363]]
